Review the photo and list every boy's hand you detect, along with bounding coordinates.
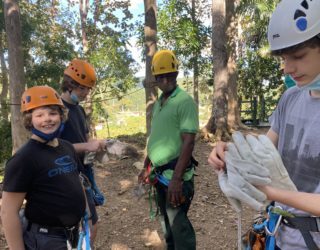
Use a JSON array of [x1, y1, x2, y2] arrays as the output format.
[[208, 141, 227, 172], [87, 139, 106, 152]]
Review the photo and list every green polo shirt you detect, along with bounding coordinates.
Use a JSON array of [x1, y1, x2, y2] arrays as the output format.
[[147, 86, 199, 180]]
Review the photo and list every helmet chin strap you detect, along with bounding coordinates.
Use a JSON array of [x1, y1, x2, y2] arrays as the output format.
[[31, 123, 65, 143]]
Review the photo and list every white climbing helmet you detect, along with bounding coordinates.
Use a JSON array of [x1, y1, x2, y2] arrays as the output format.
[[268, 0, 320, 51]]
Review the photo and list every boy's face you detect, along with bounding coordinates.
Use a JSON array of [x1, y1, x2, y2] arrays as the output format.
[[31, 107, 61, 134], [281, 46, 320, 87], [72, 84, 92, 101]]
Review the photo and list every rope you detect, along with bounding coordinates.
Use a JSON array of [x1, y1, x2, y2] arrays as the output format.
[[0, 87, 145, 106], [237, 212, 242, 250]]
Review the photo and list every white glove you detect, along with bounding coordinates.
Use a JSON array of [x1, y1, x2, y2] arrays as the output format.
[[218, 166, 267, 211], [226, 143, 271, 186], [218, 143, 271, 211], [245, 134, 297, 191]]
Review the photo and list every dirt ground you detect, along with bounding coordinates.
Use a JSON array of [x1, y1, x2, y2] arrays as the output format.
[[0, 128, 269, 250]]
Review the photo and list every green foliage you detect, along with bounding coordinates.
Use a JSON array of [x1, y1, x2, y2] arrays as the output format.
[[157, 0, 212, 74], [237, 0, 283, 119]]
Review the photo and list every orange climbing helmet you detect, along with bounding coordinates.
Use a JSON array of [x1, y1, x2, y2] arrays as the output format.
[[21, 85, 64, 113], [151, 50, 179, 76], [64, 59, 97, 88]]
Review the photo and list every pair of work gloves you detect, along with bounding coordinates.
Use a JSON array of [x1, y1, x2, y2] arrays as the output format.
[[218, 131, 296, 212]]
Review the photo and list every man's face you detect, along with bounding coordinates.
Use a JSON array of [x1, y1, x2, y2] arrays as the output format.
[[281, 46, 320, 87], [155, 73, 177, 94]]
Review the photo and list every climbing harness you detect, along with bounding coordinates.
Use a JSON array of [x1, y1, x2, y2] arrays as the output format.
[[247, 205, 320, 250], [252, 206, 284, 250], [83, 165, 105, 206], [77, 212, 91, 250], [146, 157, 198, 220]]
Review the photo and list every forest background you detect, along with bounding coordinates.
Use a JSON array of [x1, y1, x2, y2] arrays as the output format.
[[0, 0, 285, 172]]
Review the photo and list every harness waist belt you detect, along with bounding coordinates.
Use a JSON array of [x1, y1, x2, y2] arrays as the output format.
[[154, 156, 198, 174], [27, 222, 78, 236], [282, 216, 320, 232]]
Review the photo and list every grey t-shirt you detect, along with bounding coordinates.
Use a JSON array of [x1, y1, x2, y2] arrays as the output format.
[[269, 86, 320, 250]]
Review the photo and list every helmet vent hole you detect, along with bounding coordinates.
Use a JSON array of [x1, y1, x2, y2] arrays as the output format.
[[294, 9, 306, 20], [300, 0, 308, 10], [26, 96, 31, 103], [81, 74, 86, 79], [171, 63, 175, 69]]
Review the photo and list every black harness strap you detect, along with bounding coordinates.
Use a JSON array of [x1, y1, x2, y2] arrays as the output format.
[[282, 216, 320, 250], [154, 156, 198, 175]]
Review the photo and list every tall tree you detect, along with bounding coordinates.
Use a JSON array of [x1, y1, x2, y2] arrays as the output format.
[[4, 0, 28, 152], [191, 0, 199, 105], [144, 0, 158, 136], [226, 0, 242, 129], [205, 0, 229, 140], [79, 0, 89, 53], [0, 31, 9, 121]]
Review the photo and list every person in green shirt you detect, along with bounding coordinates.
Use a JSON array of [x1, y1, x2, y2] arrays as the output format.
[[138, 50, 199, 250]]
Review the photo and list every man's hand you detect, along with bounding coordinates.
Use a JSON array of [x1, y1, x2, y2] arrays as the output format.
[[168, 178, 185, 207], [138, 168, 149, 184]]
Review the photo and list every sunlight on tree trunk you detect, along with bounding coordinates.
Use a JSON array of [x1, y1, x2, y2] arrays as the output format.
[[4, 0, 28, 152], [144, 0, 158, 136]]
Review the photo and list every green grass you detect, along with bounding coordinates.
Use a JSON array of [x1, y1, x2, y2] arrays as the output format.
[[96, 115, 146, 139]]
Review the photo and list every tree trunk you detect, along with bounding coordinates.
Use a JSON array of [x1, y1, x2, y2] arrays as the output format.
[[144, 0, 158, 136], [191, 0, 199, 106], [4, 0, 28, 152], [0, 31, 9, 121], [205, 0, 229, 141], [226, 0, 242, 130], [79, 0, 89, 53]]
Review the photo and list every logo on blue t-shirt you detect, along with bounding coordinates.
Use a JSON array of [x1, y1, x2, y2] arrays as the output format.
[[48, 155, 77, 178]]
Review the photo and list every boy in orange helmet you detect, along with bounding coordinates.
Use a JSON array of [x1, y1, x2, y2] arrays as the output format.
[[60, 59, 106, 246], [1, 86, 86, 249]]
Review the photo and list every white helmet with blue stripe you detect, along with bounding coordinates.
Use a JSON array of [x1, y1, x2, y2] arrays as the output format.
[[268, 0, 320, 51]]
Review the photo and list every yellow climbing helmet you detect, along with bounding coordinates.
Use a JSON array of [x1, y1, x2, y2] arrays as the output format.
[[21, 85, 64, 113], [151, 50, 179, 76], [64, 59, 97, 88]]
